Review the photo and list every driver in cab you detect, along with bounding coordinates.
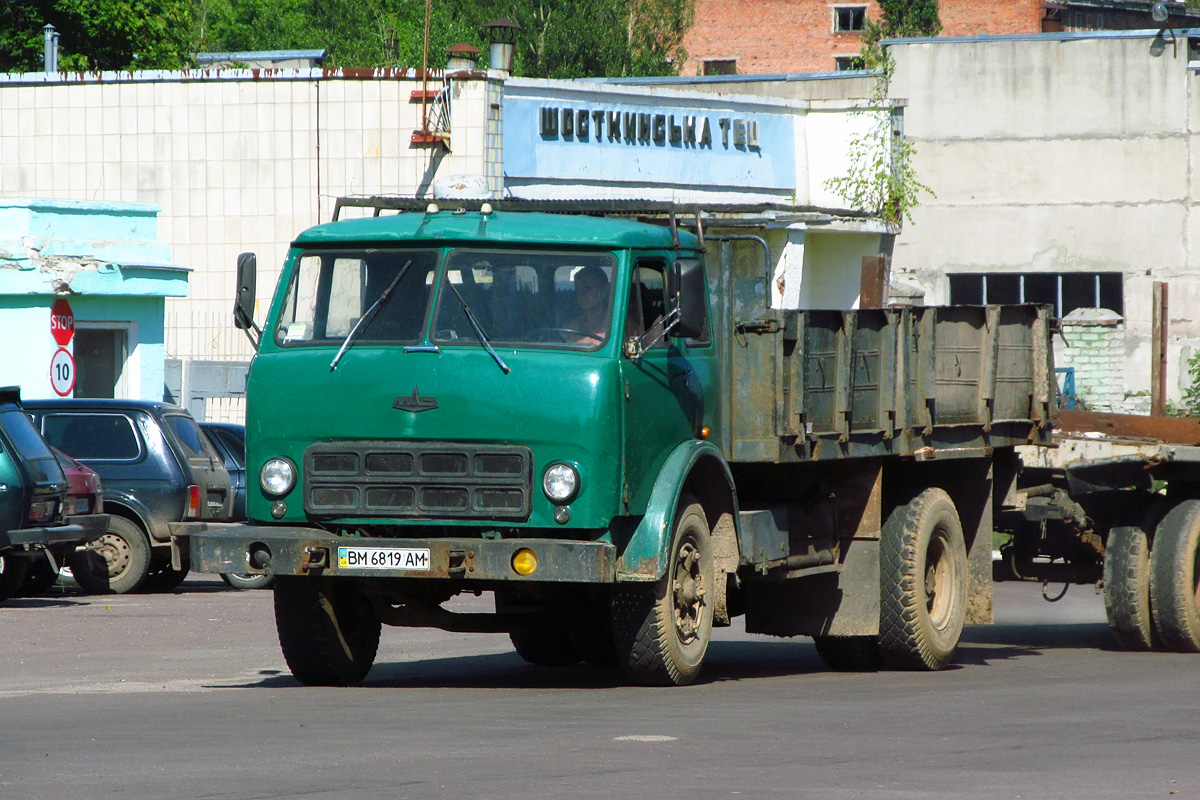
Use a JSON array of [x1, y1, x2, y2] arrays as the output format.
[[567, 265, 611, 346]]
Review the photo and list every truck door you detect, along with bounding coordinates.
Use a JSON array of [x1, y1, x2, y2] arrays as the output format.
[[619, 257, 706, 513]]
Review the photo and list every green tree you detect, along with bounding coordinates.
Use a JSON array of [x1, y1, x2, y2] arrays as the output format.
[[0, 0, 195, 71]]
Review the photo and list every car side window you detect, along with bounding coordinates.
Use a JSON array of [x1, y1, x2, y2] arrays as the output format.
[[41, 413, 141, 460], [164, 415, 215, 460], [625, 260, 670, 350]]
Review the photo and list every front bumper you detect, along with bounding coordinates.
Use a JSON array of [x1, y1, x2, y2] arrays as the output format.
[[1, 513, 109, 550], [173, 522, 617, 583]]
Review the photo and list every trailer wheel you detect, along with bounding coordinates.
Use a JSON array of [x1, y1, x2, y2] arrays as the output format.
[[612, 495, 714, 686], [1150, 500, 1200, 652], [508, 630, 581, 666], [68, 516, 151, 595], [274, 577, 381, 686], [1103, 525, 1156, 650], [813, 635, 882, 672], [879, 487, 968, 670]]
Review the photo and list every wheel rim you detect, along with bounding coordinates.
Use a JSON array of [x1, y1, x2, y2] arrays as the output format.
[[672, 537, 706, 644], [96, 532, 132, 579], [925, 526, 956, 630]]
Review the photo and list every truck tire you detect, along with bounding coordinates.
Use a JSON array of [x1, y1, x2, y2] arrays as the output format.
[[0, 554, 29, 602], [612, 495, 714, 686], [274, 577, 381, 686], [508, 630, 581, 666], [68, 516, 151, 595], [1103, 525, 1156, 650], [1149, 500, 1200, 652], [813, 635, 883, 671], [879, 487, 968, 671]]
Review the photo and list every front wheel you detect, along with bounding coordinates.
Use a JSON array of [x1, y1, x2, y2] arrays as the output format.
[[1150, 500, 1200, 652], [879, 487, 968, 671], [612, 495, 714, 686], [274, 577, 381, 686], [221, 573, 275, 591]]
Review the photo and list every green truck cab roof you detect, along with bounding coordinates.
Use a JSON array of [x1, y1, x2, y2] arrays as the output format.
[[292, 209, 701, 251]]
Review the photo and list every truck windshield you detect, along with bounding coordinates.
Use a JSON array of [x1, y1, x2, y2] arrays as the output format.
[[432, 249, 616, 350], [274, 249, 440, 346]]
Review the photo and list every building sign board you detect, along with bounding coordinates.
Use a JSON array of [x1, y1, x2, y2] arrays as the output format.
[[501, 84, 798, 196]]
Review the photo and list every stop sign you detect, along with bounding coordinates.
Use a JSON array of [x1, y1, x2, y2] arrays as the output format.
[[51, 298, 74, 347]]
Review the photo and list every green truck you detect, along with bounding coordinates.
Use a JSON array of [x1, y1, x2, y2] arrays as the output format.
[[178, 199, 1055, 686]]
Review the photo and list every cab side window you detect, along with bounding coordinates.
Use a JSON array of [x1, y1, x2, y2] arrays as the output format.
[[625, 260, 669, 349]]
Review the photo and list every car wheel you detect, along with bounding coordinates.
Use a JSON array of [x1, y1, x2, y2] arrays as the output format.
[[68, 516, 152, 594]]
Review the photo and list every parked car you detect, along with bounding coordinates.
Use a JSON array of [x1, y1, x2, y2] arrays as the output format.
[[0, 387, 107, 602], [17, 447, 105, 596], [24, 399, 234, 594], [198, 422, 273, 590]]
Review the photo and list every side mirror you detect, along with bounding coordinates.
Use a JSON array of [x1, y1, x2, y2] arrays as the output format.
[[671, 259, 707, 340], [233, 253, 257, 331]]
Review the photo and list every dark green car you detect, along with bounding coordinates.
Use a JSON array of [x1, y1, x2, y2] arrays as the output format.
[[0, 387, 108, 602]]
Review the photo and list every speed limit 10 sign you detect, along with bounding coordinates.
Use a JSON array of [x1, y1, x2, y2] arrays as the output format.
[[50, 347, 75, 397]]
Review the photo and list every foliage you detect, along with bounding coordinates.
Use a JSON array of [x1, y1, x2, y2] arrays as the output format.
[[1175, 350, 1200, 417], [0, 0, 693, 75], [0, 0, 195, 71], [822, 0, 940, 226]]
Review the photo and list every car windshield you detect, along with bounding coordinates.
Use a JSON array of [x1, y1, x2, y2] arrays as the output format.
[[274, 249, 440, 346], [432, 249, 616, 350]]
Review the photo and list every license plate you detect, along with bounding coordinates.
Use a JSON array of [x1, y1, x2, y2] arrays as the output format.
[[337, 546, 431, 571]]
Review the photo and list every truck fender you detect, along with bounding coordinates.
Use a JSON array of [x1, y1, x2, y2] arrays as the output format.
[[617, 439, 739, 582]]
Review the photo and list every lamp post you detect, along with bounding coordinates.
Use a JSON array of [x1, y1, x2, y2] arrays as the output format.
[[484, 19, 521, 73]]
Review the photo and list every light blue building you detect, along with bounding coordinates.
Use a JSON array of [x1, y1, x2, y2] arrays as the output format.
[[0, 199, 189, 401]]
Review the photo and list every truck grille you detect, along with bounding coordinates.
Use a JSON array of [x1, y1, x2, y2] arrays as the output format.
[[303, 442, 533, 520]]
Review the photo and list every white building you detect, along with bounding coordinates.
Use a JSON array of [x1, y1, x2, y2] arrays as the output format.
[[0, 65, 890, 418]]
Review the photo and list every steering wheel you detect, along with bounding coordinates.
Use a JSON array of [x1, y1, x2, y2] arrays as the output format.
[[527, 327, 589, 343]]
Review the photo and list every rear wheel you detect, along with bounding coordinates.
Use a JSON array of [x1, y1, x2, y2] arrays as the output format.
[[17, 557, 60, 597], [1103, 525, 1156, 650], [612, 495, 713, 686], [69, 516, 151, 594], [221, 573, 275, 591], [508, 629, 581, 666], [879, 487, 968, 671], [0, 554, 30, 603], [813, 635, 883, 672], [1150, 500, 1200, 652], [274, 577, 381, 686]]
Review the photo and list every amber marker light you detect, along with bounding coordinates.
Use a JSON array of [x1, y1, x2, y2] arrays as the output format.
[[512, 548, 538, 576], [699, 427, 710, 439]]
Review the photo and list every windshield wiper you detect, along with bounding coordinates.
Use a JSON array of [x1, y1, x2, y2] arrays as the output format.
[[446, 280, 511, 375], [329, 260, 412, 372]]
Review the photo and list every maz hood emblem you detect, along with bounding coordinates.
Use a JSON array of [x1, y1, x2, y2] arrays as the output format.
[[393, 387, 438, 413]]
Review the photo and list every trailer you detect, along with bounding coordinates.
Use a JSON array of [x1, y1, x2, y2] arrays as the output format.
[[998, 409, 1200, 652], [175, 199, 1056, 685]]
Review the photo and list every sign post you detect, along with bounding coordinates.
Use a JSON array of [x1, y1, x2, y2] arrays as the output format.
[[49, 298, 76, 397]]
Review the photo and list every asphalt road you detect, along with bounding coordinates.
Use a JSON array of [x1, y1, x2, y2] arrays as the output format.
[[1, 576, 1197, 800]]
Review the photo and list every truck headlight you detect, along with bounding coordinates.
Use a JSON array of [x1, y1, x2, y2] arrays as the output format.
[[542, 463, 579, 504], [260, 458, 296, 496]]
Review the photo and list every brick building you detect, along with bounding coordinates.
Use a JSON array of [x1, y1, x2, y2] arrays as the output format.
[[680, 0, 1195, 75]]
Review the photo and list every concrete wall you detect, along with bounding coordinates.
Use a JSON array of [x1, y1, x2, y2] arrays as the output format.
[[0, 69, 494, 396], [887, 31, 1200, 409]]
